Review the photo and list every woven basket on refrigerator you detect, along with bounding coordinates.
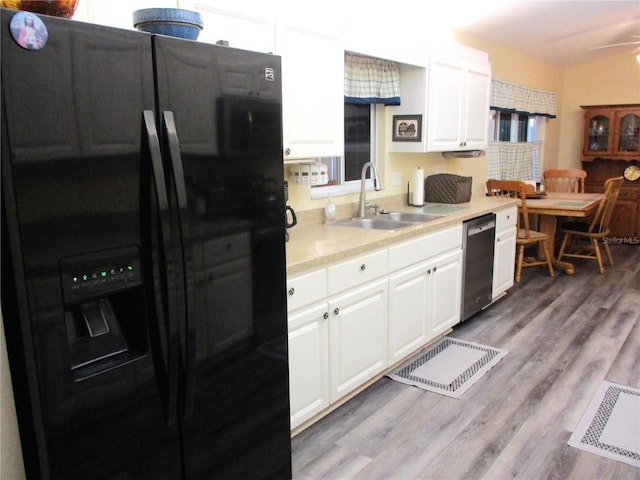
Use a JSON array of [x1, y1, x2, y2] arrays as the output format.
[[424, 174, 472, 204]]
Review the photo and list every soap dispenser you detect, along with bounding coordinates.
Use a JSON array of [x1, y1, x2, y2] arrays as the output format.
[[325, 197, 336, 224]]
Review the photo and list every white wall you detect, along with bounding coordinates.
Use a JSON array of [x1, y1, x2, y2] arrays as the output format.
[[74, 0, 184, 29]]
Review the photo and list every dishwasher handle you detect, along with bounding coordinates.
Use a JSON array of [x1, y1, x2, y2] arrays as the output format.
[[468, 220, 495, 236]]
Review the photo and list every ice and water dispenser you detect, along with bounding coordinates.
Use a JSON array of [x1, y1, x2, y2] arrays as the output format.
[[60, 246, 147, 380]]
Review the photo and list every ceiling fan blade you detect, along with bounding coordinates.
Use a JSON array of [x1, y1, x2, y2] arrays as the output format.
[[589, 41, 640, 50]]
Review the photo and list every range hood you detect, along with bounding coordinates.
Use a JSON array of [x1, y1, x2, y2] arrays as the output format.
[[442, 150, 486, 158]]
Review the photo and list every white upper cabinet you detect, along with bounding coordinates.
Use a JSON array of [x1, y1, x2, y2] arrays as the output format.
[[389, 44, 491, 153], [275, 14, 344, 160], [187, 1, 275, 53], [427, 50, 491, 151]]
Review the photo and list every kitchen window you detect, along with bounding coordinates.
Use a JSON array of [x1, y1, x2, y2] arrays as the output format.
[[311, 53, 399, 198], [491, 110, 540, 142], [487, 110, 547, 181], [312, 103, 376, 192]]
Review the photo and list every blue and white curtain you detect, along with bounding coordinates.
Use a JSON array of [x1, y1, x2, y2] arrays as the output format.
[[490, 78, 557, 118], [344, 52, 400, 105], [487, 140, 542, 181], [488, 79, 556, 182]]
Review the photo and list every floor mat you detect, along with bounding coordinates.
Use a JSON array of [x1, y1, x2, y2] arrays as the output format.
[[387, 337, 508, 398], [568, 381, 640, 467]]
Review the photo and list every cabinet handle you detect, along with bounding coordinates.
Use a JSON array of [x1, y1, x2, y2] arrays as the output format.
[[288, 287, 295, 296], [285, 147, 291, 155], [323, 312, 329, 320], [427, 268, 432, 274], [333, 308, 340, 316], [497, 237, 501, 242], [433, 266, 437, 273], [360, 264, 366, 271]]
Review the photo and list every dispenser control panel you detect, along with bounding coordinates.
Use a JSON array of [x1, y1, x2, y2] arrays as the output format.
[[60, 246, 142, 304]]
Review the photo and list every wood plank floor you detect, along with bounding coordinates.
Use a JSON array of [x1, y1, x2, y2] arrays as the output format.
[[291, 243, 640, 480]]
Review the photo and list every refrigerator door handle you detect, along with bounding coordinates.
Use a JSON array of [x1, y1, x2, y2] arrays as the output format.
[[162, 111, 196, 419], [142, 110, 179, 426]]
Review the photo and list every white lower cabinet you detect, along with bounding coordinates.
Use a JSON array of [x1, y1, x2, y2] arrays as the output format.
[[328, 278, 388, 402], [388, 262, 430, 365], [493, 206, 517, 298], [387, 247, 463, 364], [429, 249, 464, 337], [387, 225, 463, 365], [287, 212, 513, 431], [288, 302, 330, 430]]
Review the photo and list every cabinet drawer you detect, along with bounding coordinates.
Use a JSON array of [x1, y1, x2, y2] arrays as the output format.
[[495, 206, 517, 231], [287, 268, 327, 312], [388, 224, 462, 272], [327, 249, 387, 295], [618, 188, 638, 201]]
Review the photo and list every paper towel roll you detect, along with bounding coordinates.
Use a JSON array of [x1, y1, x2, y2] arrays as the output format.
[[412, 167, 424, 206]]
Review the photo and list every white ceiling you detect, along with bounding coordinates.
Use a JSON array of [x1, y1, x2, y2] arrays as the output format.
[[443, 0, 640, 67]]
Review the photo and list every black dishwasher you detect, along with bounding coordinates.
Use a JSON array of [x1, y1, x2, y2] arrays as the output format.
[[461, 213, 496, 321]]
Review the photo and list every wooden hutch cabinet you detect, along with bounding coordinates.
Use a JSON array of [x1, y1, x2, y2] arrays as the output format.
[[580, 105, 640, 240]]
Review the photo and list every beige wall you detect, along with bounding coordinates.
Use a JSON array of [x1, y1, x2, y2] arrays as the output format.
[[558, 51, 640, 169]]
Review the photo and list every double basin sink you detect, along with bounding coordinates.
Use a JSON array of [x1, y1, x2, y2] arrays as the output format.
[[334, 211, 445, 231]]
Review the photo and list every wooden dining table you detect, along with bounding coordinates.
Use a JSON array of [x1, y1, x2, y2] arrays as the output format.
[[524, 191, 604, 275]]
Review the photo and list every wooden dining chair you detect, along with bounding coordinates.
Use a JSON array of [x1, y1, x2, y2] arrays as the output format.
[[556, 176, 623, 274], [486, 179, 555, 282], [543, 169, 587, 193]]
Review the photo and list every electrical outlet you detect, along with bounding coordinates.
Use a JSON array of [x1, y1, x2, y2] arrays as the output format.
[[435, 167, 442, 174], [393, 171, 402, 186]]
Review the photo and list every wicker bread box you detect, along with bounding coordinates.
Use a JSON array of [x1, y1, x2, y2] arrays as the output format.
[[425, 174, 472, 204]]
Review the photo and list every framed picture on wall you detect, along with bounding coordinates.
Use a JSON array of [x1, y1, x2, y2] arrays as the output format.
[[392, 114, 422, 142]]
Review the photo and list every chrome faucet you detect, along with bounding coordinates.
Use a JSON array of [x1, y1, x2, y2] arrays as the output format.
[[358, 161, 382, 218]]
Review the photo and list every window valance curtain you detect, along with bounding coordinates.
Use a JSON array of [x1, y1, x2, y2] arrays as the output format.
[[491, 78, 557, 118], [487, 141, 542, 181], [344, 52, 400, 105]]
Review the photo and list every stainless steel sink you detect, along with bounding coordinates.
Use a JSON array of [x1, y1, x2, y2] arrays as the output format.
[[380, 212, 445, 223], [334, 211, 446, 231], [335, 217, 412, 230]]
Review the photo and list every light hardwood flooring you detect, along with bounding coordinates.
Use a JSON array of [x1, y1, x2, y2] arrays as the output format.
[[291, 243, 640, 480]]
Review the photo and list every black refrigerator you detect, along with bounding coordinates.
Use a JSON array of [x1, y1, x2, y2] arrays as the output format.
[[1, 9, 291, 480]]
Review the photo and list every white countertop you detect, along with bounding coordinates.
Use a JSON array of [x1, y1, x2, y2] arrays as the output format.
[[285, 195, 518, 275]]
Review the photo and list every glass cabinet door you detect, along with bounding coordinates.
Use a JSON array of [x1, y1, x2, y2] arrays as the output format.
[[584, 112, 612, 154], [616, 112, 640, 154]]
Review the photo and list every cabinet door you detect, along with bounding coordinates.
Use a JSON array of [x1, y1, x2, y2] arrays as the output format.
[[388, 262, 430, 365], [288, 302, 330, 429], [329, 279, 388, 402], [427, 55, 490, 151], [429, 249, 463, 338], [276, 15, 344, 160], [427, 56, 465, 151], [583, 109, 614, 155], [185, 1, 275, 53], [609, 192, 638, 239], [492, 226, 517, 298], [462, 64, 491, 149], [614, 110, 640, 156]]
